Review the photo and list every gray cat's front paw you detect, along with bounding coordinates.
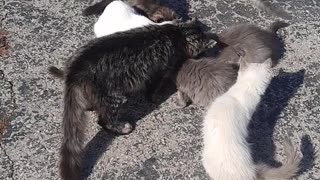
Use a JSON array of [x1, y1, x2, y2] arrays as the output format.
[[175, 98, 188, 108], [176, 90, 191, 108]]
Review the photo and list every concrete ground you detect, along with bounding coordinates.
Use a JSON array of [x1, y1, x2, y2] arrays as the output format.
[[0, 0, 319, 179]]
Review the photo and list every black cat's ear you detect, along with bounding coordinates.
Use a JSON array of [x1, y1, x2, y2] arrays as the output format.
[[188, 17, 198, 24], [204, 32, 219, 42], [233, 43, 246, 57]]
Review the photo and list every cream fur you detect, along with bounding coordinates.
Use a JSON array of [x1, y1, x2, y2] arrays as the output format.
[[94, 0, 173, 37], [202, 60, 273, 180]]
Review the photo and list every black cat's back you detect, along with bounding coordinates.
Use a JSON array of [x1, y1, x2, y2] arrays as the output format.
[[60, 20, 208, 180], [66, 24, 187, 90]]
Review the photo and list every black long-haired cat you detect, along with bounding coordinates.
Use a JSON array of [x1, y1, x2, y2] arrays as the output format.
[[59, 19, 213, 180]]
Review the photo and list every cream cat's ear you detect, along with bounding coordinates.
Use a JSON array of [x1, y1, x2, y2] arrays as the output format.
[[233, 44, 249, 71], [262, 58, 273, 67]]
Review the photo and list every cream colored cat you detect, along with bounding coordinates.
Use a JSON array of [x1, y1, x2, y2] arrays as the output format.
[[202, 47, 300, 180]]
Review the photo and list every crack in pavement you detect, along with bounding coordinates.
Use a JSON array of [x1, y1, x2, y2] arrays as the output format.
[[0, 0, 8, 28], [0, 70, 17, 180], [0, 2, 16, 178], [0, 69, 17, 120], [0, 143, 15, 180]]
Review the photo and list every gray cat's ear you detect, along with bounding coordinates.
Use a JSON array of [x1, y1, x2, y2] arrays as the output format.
[[233, 43, 246, 57]]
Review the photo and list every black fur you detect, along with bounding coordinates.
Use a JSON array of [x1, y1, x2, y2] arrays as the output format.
[[60, 20, 210, 180]]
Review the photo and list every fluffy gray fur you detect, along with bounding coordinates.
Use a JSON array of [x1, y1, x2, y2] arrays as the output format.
[[175, 58, 238, 107], [216, 21, 289, 66], [175, 21, 289, 108]]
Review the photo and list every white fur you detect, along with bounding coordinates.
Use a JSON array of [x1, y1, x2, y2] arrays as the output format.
[[94, 0, 173, 37], [202, 60, 273, 180]]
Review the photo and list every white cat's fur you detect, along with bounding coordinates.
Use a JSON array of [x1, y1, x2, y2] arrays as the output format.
[[202, 57, 301, 179], [94, 0, 173, 37]]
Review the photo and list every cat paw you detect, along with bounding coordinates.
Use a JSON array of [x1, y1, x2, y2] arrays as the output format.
[[99, 121, 134, 135], [175, 99, 188, 108], [176, 91, 191, 108], [151, 94, 163, 104], [145, 94, 162, 104]]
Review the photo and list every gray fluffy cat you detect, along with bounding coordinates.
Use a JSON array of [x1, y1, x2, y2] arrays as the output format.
[[216, 21, 289, 65], [175, 21, 289, 107], [175, 59, 238, 107]]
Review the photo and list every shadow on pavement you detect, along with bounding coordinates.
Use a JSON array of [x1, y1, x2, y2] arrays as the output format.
[[82, 80, 177, 179], [297, 134, 318, 176], [248, 69, 305, 166]]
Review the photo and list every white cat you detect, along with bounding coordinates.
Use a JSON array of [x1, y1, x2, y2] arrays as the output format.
[[202, 49, 301, 180], [94, 0, 173, 37]]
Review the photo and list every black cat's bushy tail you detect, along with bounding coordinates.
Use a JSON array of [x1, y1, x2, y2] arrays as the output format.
[[268, 21, 290, 33], [256, 137, 301, 180], [60, 84, 88, 180]]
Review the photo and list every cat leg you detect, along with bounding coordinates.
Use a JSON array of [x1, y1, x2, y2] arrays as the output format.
[[144, 71, 167, 103], [97, 94, 134, 135], [82, 0, 113, 16], [145, 82, 160, 103], [176, 90, 191, 108], [150, 76, 173, 103]]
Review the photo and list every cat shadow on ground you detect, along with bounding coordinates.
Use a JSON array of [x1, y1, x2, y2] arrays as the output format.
[[248, 69, 317, 176], [82, 80, 177, 179], [296, 135, 318, 176]]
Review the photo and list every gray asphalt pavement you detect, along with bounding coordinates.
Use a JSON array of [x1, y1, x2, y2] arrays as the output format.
[[0, 0, 319, 179]]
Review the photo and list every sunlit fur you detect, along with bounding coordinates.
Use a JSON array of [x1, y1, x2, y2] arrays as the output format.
[[94, 0, 174, 37], [202, 51, 301, 179], [174, 21, 289, 108], [82, 0, 178, 22]]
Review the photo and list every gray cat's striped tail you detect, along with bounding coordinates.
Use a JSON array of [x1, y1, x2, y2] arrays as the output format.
[[249, 0, 291, 19], [256, 137, 301, 180]]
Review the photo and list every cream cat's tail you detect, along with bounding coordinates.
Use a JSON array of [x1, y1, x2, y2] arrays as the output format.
[[249, 0, 291, 19], [256, 138, 301, 180]]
